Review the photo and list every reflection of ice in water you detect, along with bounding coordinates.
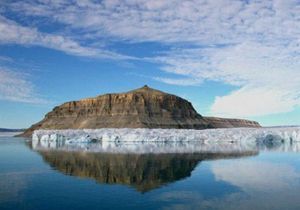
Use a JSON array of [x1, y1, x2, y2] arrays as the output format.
[[31, 127, 300, 153], [32, 140, 259, 154]]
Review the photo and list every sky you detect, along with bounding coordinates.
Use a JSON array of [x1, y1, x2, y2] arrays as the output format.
[[0, 0, 300, 128]]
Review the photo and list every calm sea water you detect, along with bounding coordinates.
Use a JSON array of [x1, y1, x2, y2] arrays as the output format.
[[1, 136, 300, 210]]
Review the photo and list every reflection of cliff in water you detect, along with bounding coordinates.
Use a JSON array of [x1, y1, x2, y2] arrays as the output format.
[[38, 151, 257, 192]]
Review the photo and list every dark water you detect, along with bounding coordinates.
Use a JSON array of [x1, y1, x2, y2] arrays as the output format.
[[1, 137, 300, 210]]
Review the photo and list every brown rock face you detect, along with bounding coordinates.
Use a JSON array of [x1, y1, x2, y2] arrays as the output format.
[[204, 117, 260, 128], [20, 85, 260, 137]]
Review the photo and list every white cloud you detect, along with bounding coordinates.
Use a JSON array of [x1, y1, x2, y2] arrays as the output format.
[[154, 77, 202, 86], [0, 68, 45, 103], [155, 41, 300, 117], [0, 56, 13, 63], [211, 86, 298, 117], [0, 15, 130, 59], [6, 0, 299, 44], [206, 42, 300, 117], [2, 0, 300, 115], [0, 13, 134, 104]]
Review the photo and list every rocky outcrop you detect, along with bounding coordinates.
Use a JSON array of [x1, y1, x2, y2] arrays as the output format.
[[204, 117, 260, 128], [20, 85, 260, 137]]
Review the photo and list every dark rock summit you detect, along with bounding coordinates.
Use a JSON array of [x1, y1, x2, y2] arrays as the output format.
[[20, 86, 260, 137]]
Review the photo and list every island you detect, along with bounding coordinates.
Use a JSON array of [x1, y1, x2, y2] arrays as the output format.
[[20, 85, 260, 137]]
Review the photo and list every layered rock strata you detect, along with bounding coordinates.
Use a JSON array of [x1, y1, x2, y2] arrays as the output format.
[[20, 85, 260, 137]]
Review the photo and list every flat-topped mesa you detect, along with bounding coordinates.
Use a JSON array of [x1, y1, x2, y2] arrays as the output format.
[[21, 86, 208, 137], [20, 85, 260, 137]]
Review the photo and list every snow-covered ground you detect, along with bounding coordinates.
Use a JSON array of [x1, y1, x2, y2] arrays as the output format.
[[31, 127, 300, 153]]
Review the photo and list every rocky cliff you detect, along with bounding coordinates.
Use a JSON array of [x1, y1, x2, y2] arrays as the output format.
[[204, 117, 260, 128], [20, 85, 260, 137]]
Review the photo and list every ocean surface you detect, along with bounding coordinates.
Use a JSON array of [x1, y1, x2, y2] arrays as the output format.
[[1, 135, 300, 210]]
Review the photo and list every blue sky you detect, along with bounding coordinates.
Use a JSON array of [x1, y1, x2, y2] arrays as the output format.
[[0, 0, 300, 128]]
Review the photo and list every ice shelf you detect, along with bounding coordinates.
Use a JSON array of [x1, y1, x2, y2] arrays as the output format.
[[31, 127, 300, 153]]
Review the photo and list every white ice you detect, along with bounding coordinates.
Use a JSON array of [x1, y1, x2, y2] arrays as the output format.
[[31, 127, 300, 153]]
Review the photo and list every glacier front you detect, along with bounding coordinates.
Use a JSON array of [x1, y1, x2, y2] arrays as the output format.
[[31, 127, 300, 153]]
